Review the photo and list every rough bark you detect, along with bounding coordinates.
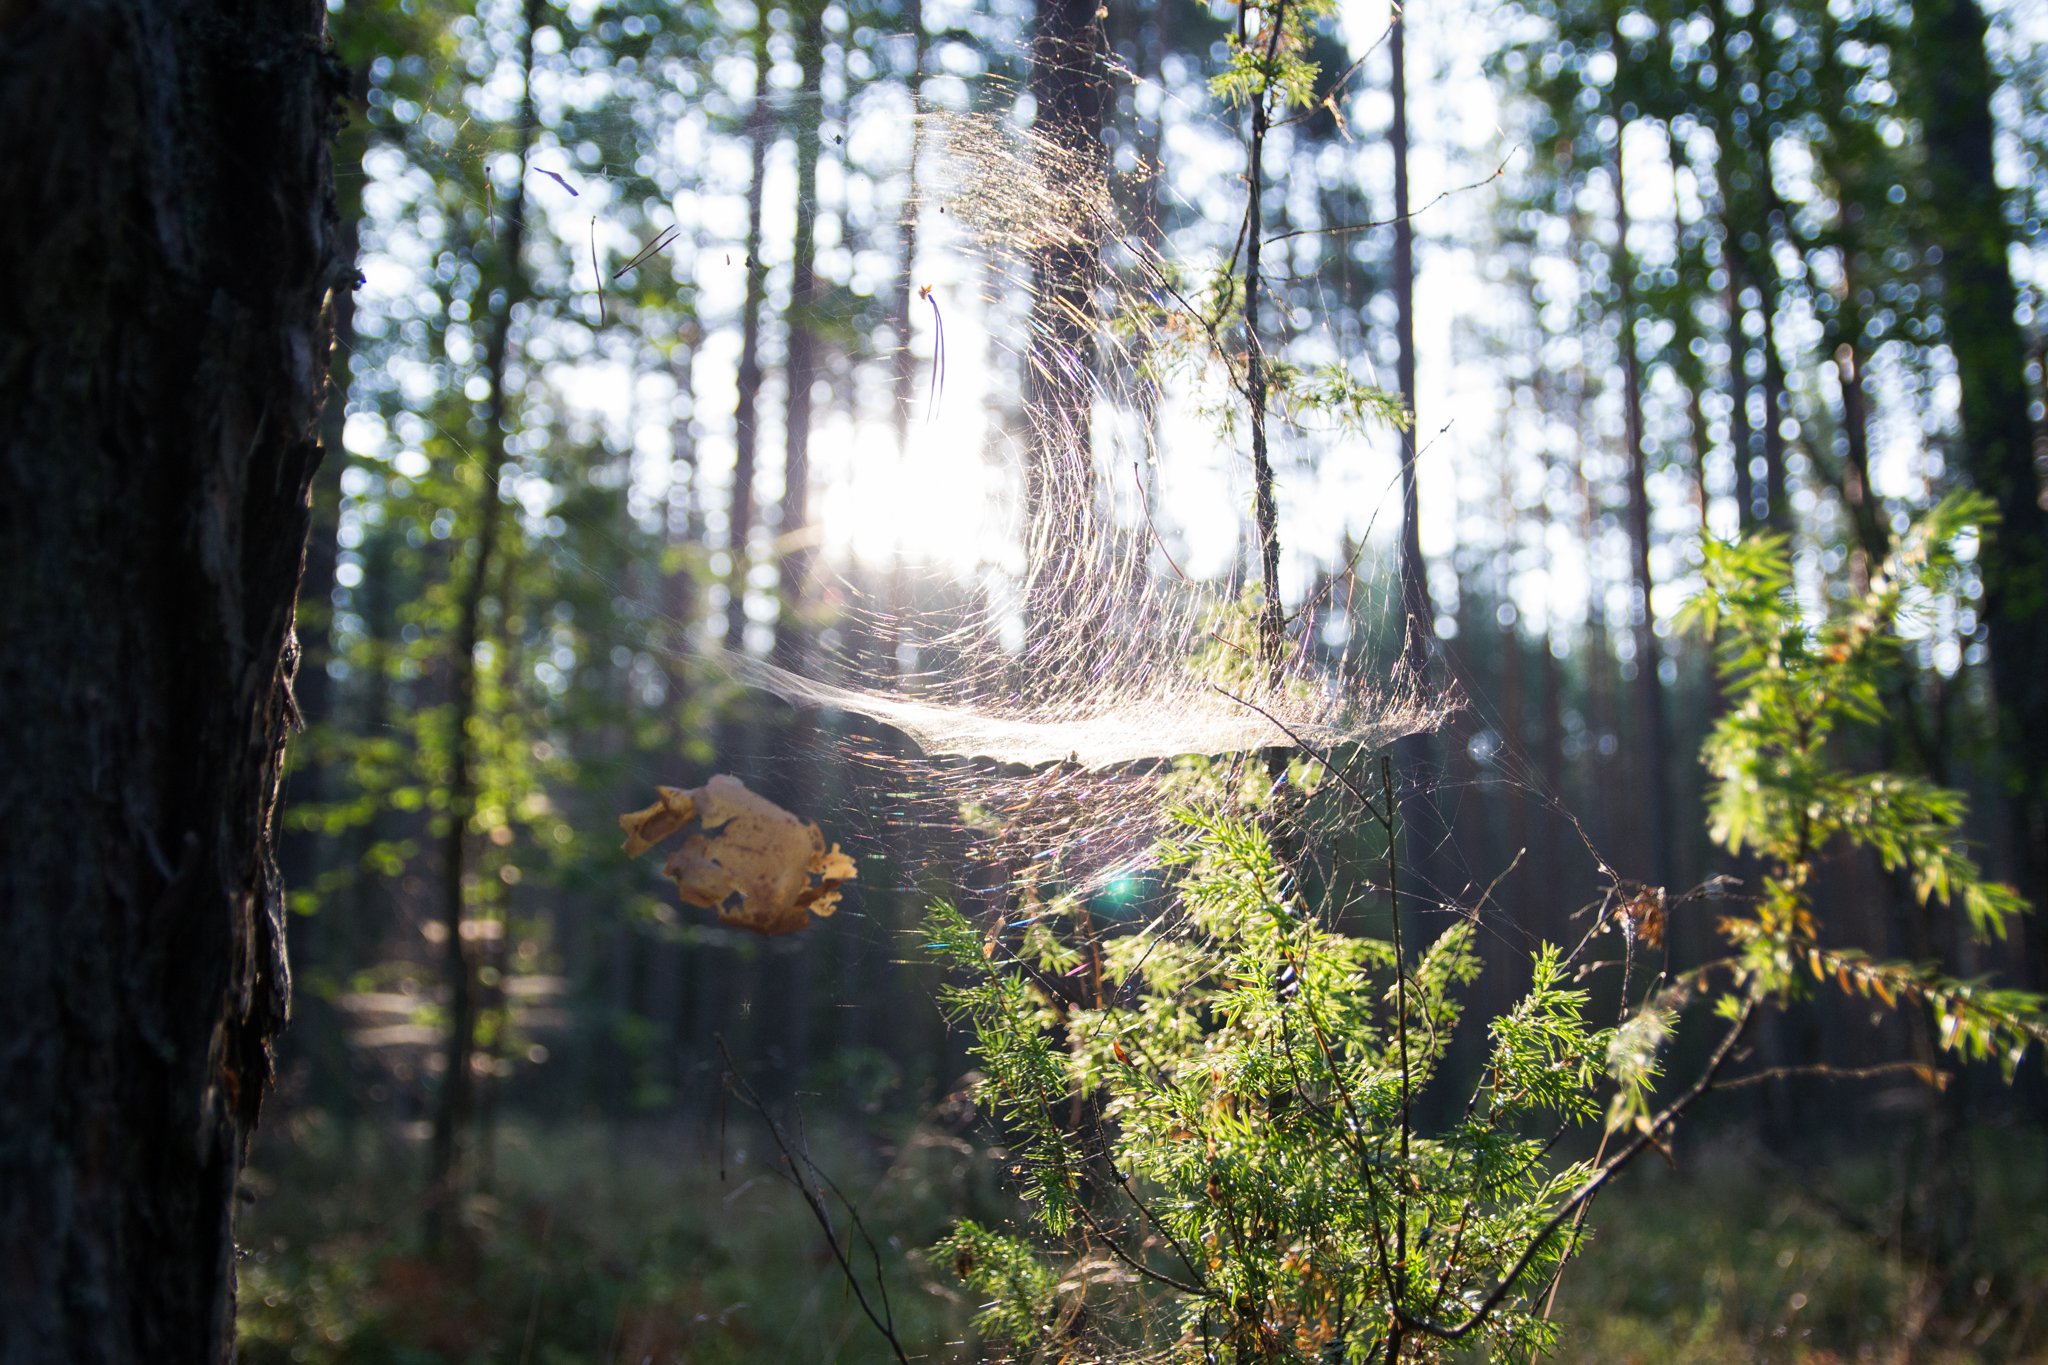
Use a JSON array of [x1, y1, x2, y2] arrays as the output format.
[[0, 0, 340, 1359]]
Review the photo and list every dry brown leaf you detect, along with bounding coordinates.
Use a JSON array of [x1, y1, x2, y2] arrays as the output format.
[[1617, 882, 1665, 950], [618, 774, 855, 936]]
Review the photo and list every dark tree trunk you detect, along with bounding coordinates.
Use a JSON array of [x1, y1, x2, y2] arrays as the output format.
[[1391, 6, 1433, 681], [765, 0, 831, 1100], [1024, 0, 1106, 627], [0, 0, 340, 1359], [892, 0, 927, 451], [1389, 4, 1444, 904], [1834, 340, 1885, 592], [774, 0, 828, 672], [725, 10, 774, 654], [1910, 0, 2048, 930], [1725, 261, 1758, 531], [1758, 296, 1791, 531], [1611, 126, 1675, 890]]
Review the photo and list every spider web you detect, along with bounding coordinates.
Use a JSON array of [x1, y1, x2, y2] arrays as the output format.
[[701, 102, 1449, 898], [331, 10, 1460, 915]]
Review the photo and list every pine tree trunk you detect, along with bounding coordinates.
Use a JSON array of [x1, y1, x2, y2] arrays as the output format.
[[1611, 124, 1674, 890], [726, 11, 774, 654], [1725, 261, 1758, 530], [1759, 298, 1791, 531], [1391, 5, 1433, 679], [0, 0, 340, 1358], [1025, 0, 1106, 625], [764, 0, 831, 1100], [892, 0, 927, 450], [1910, 0, 2048, 929], [1389, 4, 1444, 904], [775, 0, 828, 671]]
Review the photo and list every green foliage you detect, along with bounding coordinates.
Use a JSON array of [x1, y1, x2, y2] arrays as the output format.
[[1210, 0, 1340, 111], [1264, 360, 1413, 435], [929, 807, 1618, 1362], [1680, 495, 2048, 1070], [931, 1221, 1059, 1353]]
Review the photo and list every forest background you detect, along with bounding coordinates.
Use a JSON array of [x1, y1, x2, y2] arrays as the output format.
[[238, 0, 2048, 1358]]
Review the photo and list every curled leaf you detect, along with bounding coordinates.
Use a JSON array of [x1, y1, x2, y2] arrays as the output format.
[[1617, 883, 1666, 950], [619, 775, 856, 936], [620, 785, 699, 856]]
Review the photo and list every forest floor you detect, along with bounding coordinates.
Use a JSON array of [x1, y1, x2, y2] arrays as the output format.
[[238, 1109, 2048, 1363]]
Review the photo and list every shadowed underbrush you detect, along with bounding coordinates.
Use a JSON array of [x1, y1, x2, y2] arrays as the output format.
[[240, 1111, 2048, 1363], [236, 1108, 983, 1365]]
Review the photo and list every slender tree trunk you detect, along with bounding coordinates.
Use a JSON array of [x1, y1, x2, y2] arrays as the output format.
[[425, 0, 539, 1252], [1835, 339, 1885, 592], [1388, 2, 1445, 910], [1536, 626, 1569, 930], [1759, 296, 1791, 531], [775, 0, 828, 671], [1574, 428, 1621, 857], [892, 0, 927, 451], [1391, 4, 1433, 680], [763, 0, 831, 1101], [1725, 261, 1758, 531], [1711, 0, 1762, 533], [666, 239, 703, 701], [1242, 1, 1283, 668], [1611, 124, 1675, 890], [0, 0, 340, 1357], [726, 12, 774, 654]]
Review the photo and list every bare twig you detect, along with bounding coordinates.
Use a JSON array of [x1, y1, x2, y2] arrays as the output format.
[[1379, 755, 1415, 1305], [1717, 1059, 1944, 1092], [1396, 993, 1760, 1343], [918, 283, 946, 423], [1130, 461, 1193, 584], [1263, 147, 1523, 247], [716, 1037, 914, 1364], [611, 223, 679, 281], [1272, 18, 1396, 133]]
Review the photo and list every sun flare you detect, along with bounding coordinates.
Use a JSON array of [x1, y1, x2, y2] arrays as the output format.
[[812, 386, 1016, 576]]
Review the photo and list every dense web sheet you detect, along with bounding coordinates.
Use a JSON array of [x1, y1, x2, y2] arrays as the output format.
[[719, 647, 1420, 770]]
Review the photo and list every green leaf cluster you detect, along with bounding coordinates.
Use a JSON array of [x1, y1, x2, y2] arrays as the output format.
[[1210, 0, 1341, 111], [928, 805, 1619, 1362], [1680, 494, 2046, 1065]]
